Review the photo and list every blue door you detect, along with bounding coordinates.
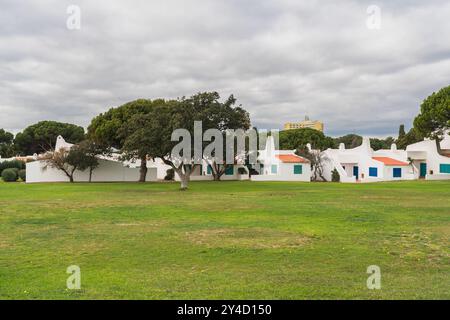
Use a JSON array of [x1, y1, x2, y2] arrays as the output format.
[[420, 163, 427, 177], [353, 166, 359, 178]]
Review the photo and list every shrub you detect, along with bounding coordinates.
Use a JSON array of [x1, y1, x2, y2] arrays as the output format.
[[331, 168, 340, 182], [164, 168, 175, 181], [237, 167, 248, 175], [18, 169, 26, 182], [2, 168, 18, 182], [0, 160, 25, 176]]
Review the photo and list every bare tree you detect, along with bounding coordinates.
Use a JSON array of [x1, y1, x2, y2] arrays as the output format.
[[42, 148, 78, 183], [297, 149, 329, 182]]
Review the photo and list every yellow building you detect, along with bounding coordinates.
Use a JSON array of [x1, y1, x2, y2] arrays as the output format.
[[283, 116, 324, 132]]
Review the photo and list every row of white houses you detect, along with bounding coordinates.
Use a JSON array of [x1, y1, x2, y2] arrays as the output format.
[[3, 132, 449, 183]]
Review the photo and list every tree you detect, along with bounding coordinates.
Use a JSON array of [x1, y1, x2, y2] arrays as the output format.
[[398, 124, 406, 140], [334, 134, 362, 149], [370, 137, 395, 150], [0, 129, 15, 158], [297, 148, 328, 181], [131, 100, 196, 189], [335, 134, 395, 151], [396, 127, 422, 149], [331, 168, 340, 182], [280, 128, 335, 151], [42, 148, 78, 183], [191, 92, 251, 181], [413, 85, 450, 152], [414, 85, 450, 139], [69, 140, 106, 182], [88, 99, 155, 182], [14, 121, 85, 155]]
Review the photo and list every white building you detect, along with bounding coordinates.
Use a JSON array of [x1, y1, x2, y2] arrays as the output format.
[[146, 157, 250, 181], [26, 136, 157, 183], [321, 137, 414, 183], [406, 133, 450, 180], [251, 136, 311, 182]]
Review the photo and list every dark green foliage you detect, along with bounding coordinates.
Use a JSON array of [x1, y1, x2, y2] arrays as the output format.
[[0, 160, 25, 176], [334, 134, 362, 149], [0, 129, 15, 158], [14, 121, 85, 155], [18, 169, 26, 181], [413, 85, 450, 139], [398, 124, 406, 140], [1, 168, 18, 182], [280, 128, 335, 151], [331, 168, 340, 182], [397, 128, 423, 149], [370, 137, 395, 150], [237, 167, 248, 175], [334, 134, 396, 151], [164, 169, 175, 181]]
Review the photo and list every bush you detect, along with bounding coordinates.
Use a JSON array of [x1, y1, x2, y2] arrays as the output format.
[[164, 168, 175, 181], [18, 169, 26, 182], [0, 160, 25, 176], [237, 167, 248, 175], [331, 168, 340, 182], [2, 168, 18, 182]]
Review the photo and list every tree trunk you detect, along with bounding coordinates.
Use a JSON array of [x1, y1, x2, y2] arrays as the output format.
[[139, 156, 147, 182], [69, 175, 74, 183], [179, 172, 189, 190], [435, 138, 444, 156], [89, 167, 93, 183]]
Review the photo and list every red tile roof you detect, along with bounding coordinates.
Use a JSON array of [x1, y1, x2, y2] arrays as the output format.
[[276, 154, 309, 163], [372, 157, 409, 166]]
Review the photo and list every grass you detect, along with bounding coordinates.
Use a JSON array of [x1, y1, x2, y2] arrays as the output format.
[[0, 180, 449, 299]]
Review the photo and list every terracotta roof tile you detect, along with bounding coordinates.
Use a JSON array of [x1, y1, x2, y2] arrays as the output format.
[[372, 157, 409, 166], [276, 154, 309, 163]]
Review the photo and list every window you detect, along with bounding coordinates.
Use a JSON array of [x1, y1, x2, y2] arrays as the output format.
[[440, 164, 450, 174], [369, 167, 378, 177], [293, 165, 302, 174], [393, 168, 402, 178], [225, 166, 234, 175], [271, 165, 278, 174], [207, 165, 212, 175]]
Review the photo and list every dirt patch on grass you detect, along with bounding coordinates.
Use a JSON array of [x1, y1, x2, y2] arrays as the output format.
[[185, 228, 311, 249]]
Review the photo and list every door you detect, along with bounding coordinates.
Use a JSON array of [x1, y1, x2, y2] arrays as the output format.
[[420, 163, 427, 178], [353, 166, 359, 178]]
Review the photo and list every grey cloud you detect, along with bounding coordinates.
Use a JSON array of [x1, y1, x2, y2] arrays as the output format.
[[0, 0, 449, 137]]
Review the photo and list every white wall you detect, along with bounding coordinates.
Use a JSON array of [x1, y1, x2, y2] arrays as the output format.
[[407, 138, 450, 180], [26, 160, 157, 183], [251, 163, 311, 181]]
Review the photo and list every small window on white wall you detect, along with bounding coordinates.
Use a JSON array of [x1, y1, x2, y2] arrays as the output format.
[[271, 165, 278, 174]]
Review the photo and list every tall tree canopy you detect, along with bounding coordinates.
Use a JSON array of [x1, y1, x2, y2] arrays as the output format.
[[280, 128, 335, 151], [413, 85, 450, 140], [14, 121, 85, 155], [121, 92, 251, 189], [88, 99, 155, 182], [0, 129, 15, 158]]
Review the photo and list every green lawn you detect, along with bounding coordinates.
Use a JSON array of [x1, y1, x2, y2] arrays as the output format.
[[0, 180, 449, 299]]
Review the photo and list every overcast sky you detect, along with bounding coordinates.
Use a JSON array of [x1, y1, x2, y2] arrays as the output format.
[[1, 0, 449, 137]]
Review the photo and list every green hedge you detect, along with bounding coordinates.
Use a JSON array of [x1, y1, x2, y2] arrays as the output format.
[[2, 168, 18, 182], [18, 169, 26, 182], [0, 160, 25, 176]]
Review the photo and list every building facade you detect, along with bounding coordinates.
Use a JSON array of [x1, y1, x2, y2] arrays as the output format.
[[283, 116, 324, 132]]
